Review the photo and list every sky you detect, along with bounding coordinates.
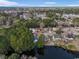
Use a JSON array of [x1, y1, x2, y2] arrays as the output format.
[[0, 0, 79, 7]]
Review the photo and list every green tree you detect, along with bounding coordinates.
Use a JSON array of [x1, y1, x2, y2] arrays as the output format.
[[43, 19, 57, 27], [37, 34, 44, 48], [7, 21, 35, 53], [0, 36, 9, 54], [8, 53, 20, 59], [25, 19, 40, 28], [72, 18, 79, 26]]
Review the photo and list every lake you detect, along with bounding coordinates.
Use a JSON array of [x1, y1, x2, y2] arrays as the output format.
[[0, 46, 77, 59], [36, 46, 74, 59]]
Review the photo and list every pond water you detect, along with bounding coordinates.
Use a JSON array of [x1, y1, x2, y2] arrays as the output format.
[[1, 46, 77, 59], [36, 46, 74, 59]]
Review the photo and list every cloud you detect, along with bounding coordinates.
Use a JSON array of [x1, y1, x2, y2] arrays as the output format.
[[0, 0, 56, 7], [34, 1, 57, 7], [44, 2, 56, 5], [0, 0, 18, 6], [67, 4, 79, 6], [38, 5, 54, 7], [0, 0, 79, 7]]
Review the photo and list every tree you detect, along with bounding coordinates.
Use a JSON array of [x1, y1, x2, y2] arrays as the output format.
[[72, 18, 79, 26], [0, 36, 9, 54], [7, 21, 35, 53], [24, 19, 40, 28], [8, 53, 20, 59], [43, 18, 57, 27], [37, 34, 44, 48]]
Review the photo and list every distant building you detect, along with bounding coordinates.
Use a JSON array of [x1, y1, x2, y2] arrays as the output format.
[[34, 13, 47, 19], [62, 14, 79, 19], [20, 12, 32, 20]]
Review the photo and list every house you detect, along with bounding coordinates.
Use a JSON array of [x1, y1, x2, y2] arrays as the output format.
[[34, 13, 47, 19], [52, 34, 62, 41], [62, 14, 79, 19], [20, 12, 32, 20]]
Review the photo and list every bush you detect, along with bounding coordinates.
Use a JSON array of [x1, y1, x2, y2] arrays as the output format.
[[67, 45, 76, 50]]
